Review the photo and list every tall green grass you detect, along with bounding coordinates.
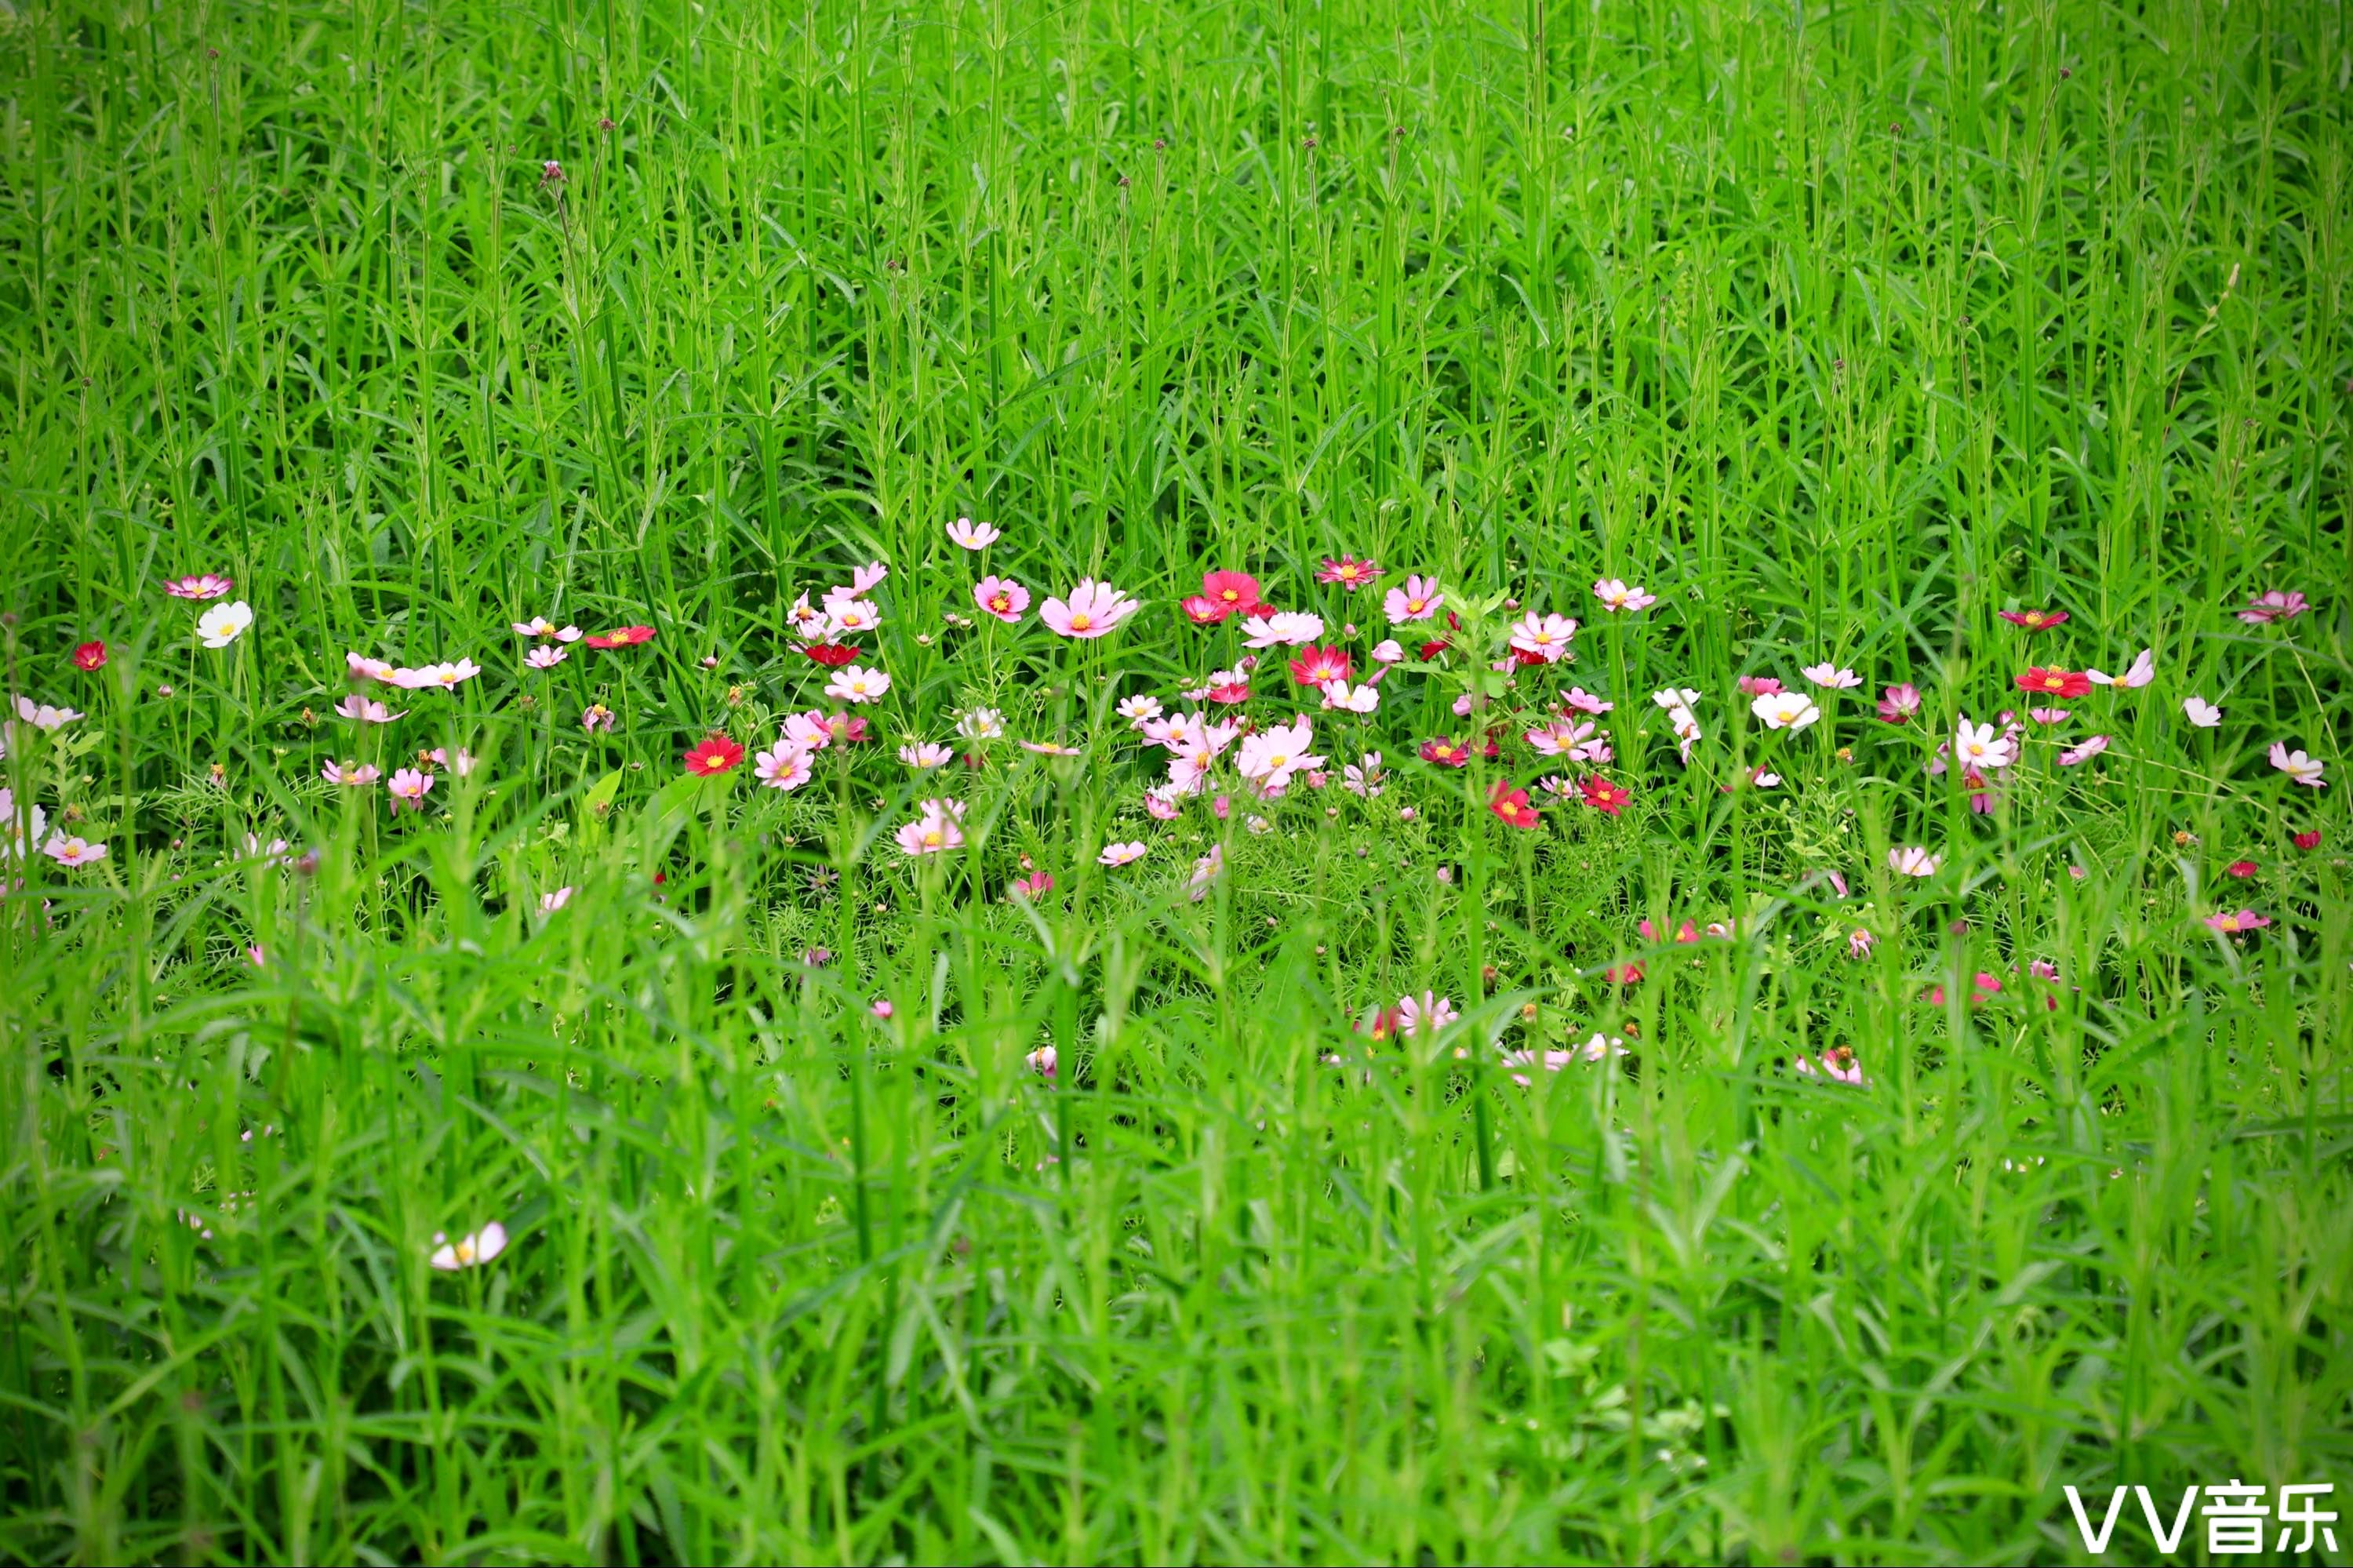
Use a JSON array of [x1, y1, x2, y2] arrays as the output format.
[[2, 0, 2348, 1559]]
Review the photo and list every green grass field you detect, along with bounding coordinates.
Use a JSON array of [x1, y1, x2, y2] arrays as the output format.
[[3, 0, 2350, 1560]]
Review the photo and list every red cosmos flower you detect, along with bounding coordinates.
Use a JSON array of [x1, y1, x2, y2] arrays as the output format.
[[1998, 608, 2068, 631], [1288, 645, 1352, 686], [1580, 776, 1631, 815], [682, 733, 745, 775], [1417, 638, 1450, 660], [2224, 860, 2260, 878], [1640, 918, 1700, 944], [1205, 678, 1251, 704], [2293, 828, 2322, 850], [802, 642, 858, 668], [1487, 780, 1540, 829], [1317, 557, 1380, 589], [71, 641, 107, 671], [1362, 1004, 1403, 1041], [586, 624, 656, 649], [1180, 595, 1225, 625], [1419, 736, 1471, 767], [1602, 960, 1646, 987], [2015, 666, 2093, 699], [1195, 571, 1263, 623]]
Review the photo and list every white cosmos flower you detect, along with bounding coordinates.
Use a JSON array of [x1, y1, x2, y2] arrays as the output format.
[[1318, 679, 1380, 713], [2183, 697, 2221, 728], [1953, 719, 2016, 769], [825, 666, 891, 704], [1239, 611, 1324, 649], [1800, 662, 1862, 689], [1751, 691, 1822, 730], [1098, 841, 1147, 867], [899, 741, 953, 768], [2269, 743, 2326, 788], [428, 1221, 509, 1271], [2088, 649, 2155, 688], [196, 600, 254, 648], [1888, 846, 1940, 877], [946, 516, 999, 550], [955, 708, 1005, 741]]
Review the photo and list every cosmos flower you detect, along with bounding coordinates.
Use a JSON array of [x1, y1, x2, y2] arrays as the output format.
[[197, 601, 255, 648], [1395, 992, 1458, 1036], [2057, 735, 2110, 766], [682, 734, 745, 776], [1342, 752, 1386, 796], [2203, 909, 2271, 934], [896, 802, 965, 856], [540, 887, 575, 912], [1561, 688, 1613, 715], [1236, 716, 1322, 791], [426, 748, 476, 777], [1800, 663, 1862, 689], [581, 704, 616, 732], [1317, 557, 1380, 589], [1737, 675, 1783, 696], [1876, 684, 1922, 723], [956, 708, 1006, 741], [1143, 784, 1184, 819], [526, 646, 568, 669], [786, 595, 829, 638], [2238, 591, 2308, 624], [899, 741, 953, 768], [2183, 697, 2222, 728], [1369, 639, 1406, 665], [584, 625, 656, 649], [1794, 1045, 1864, 1085], [2224, 860, 2259, 879], [801, 642, 858, 668], [825, 666, 891, 704], [1507, 613, 1577, 664], [755, 741, 813, 790], [2028, 708, 2071, 726], [13, 697, 82, 729], [1580, 776, 1631, 815], [1419, 736, 1471, 767], [71, 642, 106, 671], [1384, 576, 1443, 624], [1998, 608, 2068, 631], [2015, 667, 2093, 699], [1524, 718, 1595, 757], [1190, 571, 1264, 623], [1288, 645, 1352, 686], [334, 694, 402, 723], [512, 617, 582, 641], [1239, 611, 1324, 649], [946, 516, 999, 550], [1751, 691, 1821, 730], [1593, 579, 1657, 612], [1487, 780, 1540, 829], [321, 761, 380, 786], [1318, 679, 1379, 713], [395, 660, 483, 691], [1187, 843, 1225, 900], [2269, 743, 2326, 788], [1888, 846, 1940, 877], [163, 573, 235, 601], [827, 601, 882, 636], [1846, 928, 1876, 959], [428, 1222, 509, 1271], [388, 768, 435, 813], [1041, 580, 1140, 638], [2088, 649, 2155, 688], [1026, 1045, 1058, 1079], [1098, 841, 1148, 867], [1117, 695, 1164, 726], [973, 577, 1029, 624], [1952, 719, 2016, 770], [347, 652, 398, 683], [2293, 828, 2322, 850], [41, 833, 106, 868]]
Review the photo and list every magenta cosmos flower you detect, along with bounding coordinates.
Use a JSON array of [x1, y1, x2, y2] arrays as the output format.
[[387, 768, 435, 812], [973, 577, 1029, 624], [1317, 557, 1380, 589], [162, 573, 234, 601], [2204, 909, 2271, 934], [1877, 684, 1922, 723], [1039, 580, 1138, 638], [1384, 576, 1442, 624], [1593, 578, 1656, 613], [946, 516, 999, 551], [2238, 591, 2308, 624]]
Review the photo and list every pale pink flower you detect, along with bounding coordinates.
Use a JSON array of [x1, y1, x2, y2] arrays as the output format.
[[1239, 610, 1324, 649], [427, 1222, 508, 1271], [1117, 694, 1164, 726], [1342, 751, 1385, 796], [394, 660, 482, 691], [2028, 708, 2071, 726], [1384, 576, 1442, 624], [1235, 715, 1322, 791], [899, 741, 953, 769], [1508, 612, 1577, 663], [1593, 579, 1656, 613], [755, 742, 813, 791], [1098, 841, 1147, 867], [1561, 687, 1613, 715], [946, 517, 998, 550], [1396, 992, 1458, 1036], [1036, 580, 1138, 638], [334, 694, 402, 723], [1888, 846, 1940, 877], [1318, 679, 1379, 713], [827, 599, 882, 635], [823, 563, 889, 606], [1026, 1045, 1058, 1079], [955, 708, 1005, 742], [347, 652, 398, 683], [783, 711, 835, 751], [1187, 843, 1224, 900], [1953, 719, 2015, 770], [1143, 784, 1184, 820], [387, 769, 435, 813], [1751, 691, 1820, 730], [2087, 649, 2154, 688], [426, 748, 476, 777], [512, 616, 580, 639], [896, 802, 965, 856], [786, 595, 828, 638], [2269, 743, 2326, 788], [321, 761, 380, 787], [973, 576, 1030, 624], [540, 887, 575, 913], [41, 833, 107, 868], [581, 704, 616, 732], [526, 646, 567, 669], [1846, 927, 1876, 959], [1369, 638, 1406, 665], [1801, 662, 1862, 689], [2238, 591, 2308, 624], [1525, 718, 1595, 757], [12, 697, 82, 729], [2057, 735, 2110, 766], [2183, 697, 2222, 728], [825, 665, 891, 704]]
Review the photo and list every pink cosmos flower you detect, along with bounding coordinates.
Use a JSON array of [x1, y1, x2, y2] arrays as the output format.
[[13, 697, 83, 729], [526, 646, 567, 669], [786, 595, 829, 638], [782, 711, 834, 751], [163, 573, 235, 601], [1098, 841, 1147, 867], [1240, 611, 1325, 649], [1342, 751, 1386, 795], [1026, 1045, 1058, 1079], [1317, 557, 1380, 588], [973, 576, 1029, 623], [540, 887, 575, 913], [387, 768, 434, 813], [334, 694, 402, 723], [1889, 846, 1940, 877], [581, 704, 616, 732], [2238, 591, 2308, 624], [1794, 1045, 1864, 1085], [826, 600, 882, 636], [393, 660, 482, 691], [900, 741, 953, 768], [1040, 580, 1140, 638], [1289, 645, 1352, 686], [321, 761, 380, 786], [825, 666, 891, 704], [1236, 716, 1322, 791], [2057, 735, 2110, 766], [1144, 784, 1184, 819], [1524, 718, 1595, 757], [2269, 743, 2326, 788], [1877, 683, 1922, 724], [1369, 638, 1406, 665], [755, 742, 813, 791], [1801, 662, 1862, 689], [2088, 649, 2155, 688], [1384, 576, 1442, 624], [1953, 719, 2015, 770], [946, 517, 999, 550], [1737, 675, 1783, 696], [42, 833, 107, 868], [824, 562, 889, 602], [512, 617, 582, 641], [1561, 687, 1613, 715], [1187, 844, 1224, 900], [2028, 708, 2071, 725], [1593, 579, 1656, 612], [1117, 695, 1164, 726], [2204, 909, 2271, 934], [427, 747, 477, 777], [2184, 697, 2222, 728], [1319, 679, 1379, 713], [896, 802, 965, 856], [1395, 992, 1458, 1036], [1846, 927, 1876, 959], [347, 651, 398, 683], [1507, 613, 1577, 663]]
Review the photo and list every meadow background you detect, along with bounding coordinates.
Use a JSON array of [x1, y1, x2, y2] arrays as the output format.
[[3, 0, 2351, 1560]]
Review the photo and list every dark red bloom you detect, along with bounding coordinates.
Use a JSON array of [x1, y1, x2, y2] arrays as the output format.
[[1195, 571, 1262, 622], [1417, 639, 1450, 660], [1580, 777, 1631, 815], [802, 642, 858, 668], [1419, 736, 1471, 767], [682, 733, 744, 775], [2293, 829, 2322, 851], [71, 641, 107, 671], [2224, 860, 2260, 879], [1511, 646, 1552, 667], [586, 624, 656, 649], [1998, 608, 2068, 631], [1287, 646, 1352, 686], [2015, 666, 2093, 698], [1362, 1005, 1403, 1041], [1487, 780, 1540, 829]]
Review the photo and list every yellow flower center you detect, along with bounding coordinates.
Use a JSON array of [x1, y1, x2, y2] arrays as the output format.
[[1069, 613, 1093, 630]]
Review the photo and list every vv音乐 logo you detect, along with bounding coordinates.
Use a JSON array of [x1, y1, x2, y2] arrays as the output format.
[[2064, 1482, 2338, 1556]]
